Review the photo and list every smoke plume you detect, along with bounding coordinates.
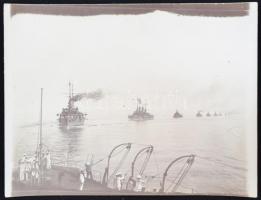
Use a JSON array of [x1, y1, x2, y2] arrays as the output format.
[[70, 89, 104, 102]]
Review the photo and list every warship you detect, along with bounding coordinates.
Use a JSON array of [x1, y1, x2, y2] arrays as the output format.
[[57, 83, 86, 128], [196, 111, 202, 117], [128, 99, 154, 121], [206, 112, 211, 117], [214, 112, 218, 117], [173, 110, 183, 118]]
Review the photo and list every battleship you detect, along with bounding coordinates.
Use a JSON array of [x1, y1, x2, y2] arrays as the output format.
[[12, 89, 196, 196], [57, 83, 87, 128], [128, 99, 154, 121], [173, 110, 183, 118]]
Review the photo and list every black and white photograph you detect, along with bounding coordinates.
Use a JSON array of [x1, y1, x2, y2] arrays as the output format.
[[4, 3, 257, 197]]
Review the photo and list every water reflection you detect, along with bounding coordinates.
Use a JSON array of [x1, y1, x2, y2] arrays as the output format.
[[59, 125, 84, 134]]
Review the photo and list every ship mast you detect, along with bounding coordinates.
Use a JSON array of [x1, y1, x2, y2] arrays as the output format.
[[39, 88, 43, 184], [68, 82, 72, 110], [69, 82, 71, 99]]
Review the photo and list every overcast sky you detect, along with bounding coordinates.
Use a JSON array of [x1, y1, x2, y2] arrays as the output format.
[[4, 4, 257, 124]]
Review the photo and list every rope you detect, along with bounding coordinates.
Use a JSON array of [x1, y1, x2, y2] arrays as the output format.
[[152, 151, 161, 177], [108, 147, 131, 183], [92, 157, 107, 166], [172, 161, 193, 193], [166, 159, 188, 192], [110, 146, 128, 158], [165, 157, 194, 193]]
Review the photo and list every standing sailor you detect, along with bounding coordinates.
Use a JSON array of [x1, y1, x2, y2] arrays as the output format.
[[31, 158, 38, 185], [79, 170, 85, 191], [135, 174, 145, 192], [46, 150, 51, 169], [115, 172, 125, 191], [25, 160, 31, 181], [19, 153, 27, 181], [85, 161, 93, 180]]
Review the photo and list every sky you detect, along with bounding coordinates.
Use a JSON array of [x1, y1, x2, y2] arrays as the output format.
[[4, 4, 257, 125]]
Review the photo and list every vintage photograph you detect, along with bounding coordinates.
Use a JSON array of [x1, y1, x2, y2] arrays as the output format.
[[4, 3, 257, 197]]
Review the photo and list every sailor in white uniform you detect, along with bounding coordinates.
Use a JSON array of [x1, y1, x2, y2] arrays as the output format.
[[115, 172, 124, 191], [79, 170, 85, 191], [135, 174, 145, 192], [19, 154, 27, 181], [46, 150, 51, 169]]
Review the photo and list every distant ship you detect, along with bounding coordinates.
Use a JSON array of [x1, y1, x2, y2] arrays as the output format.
[[206, 112, 211, 117], [214, 112, 218, 117], [196, 111, 202, 117], [58, 83, 86, 127], [173, 110, 183, 118], [128, 99, 154, 121]]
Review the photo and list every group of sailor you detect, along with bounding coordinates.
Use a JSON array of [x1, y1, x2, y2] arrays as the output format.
[[18, 150, 52, 184], [114, 173, 145, 192], [78, 163, 146, 192]]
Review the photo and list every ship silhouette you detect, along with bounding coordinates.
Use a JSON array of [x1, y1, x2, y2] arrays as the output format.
[[196, 111, 202, 117], [173, 110, 183, 118], [128, 98, 154, 121], [58, 82, 86, 127]]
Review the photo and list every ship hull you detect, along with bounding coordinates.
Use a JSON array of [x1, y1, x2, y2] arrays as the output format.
[[128, 115, 154, 121], [58, 117, 85, 128]]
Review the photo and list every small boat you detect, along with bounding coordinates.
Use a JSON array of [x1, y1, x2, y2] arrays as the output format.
[[173, 110, 183, 118]]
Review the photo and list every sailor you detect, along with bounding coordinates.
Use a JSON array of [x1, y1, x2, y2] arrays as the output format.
[[128, 177, 136, 191], [115, 172, 124, 191], [135, 174, 145, 192], [79, 170, 85, 191], [85, 162, 93, 180], [24, 157, 31, 181], [19, 154, 27, 181], [31, 159, 37, 185], [46, 150, 52, 169]]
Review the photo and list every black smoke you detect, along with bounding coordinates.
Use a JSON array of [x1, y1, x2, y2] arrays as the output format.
[[70, 89, 104, 102]]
